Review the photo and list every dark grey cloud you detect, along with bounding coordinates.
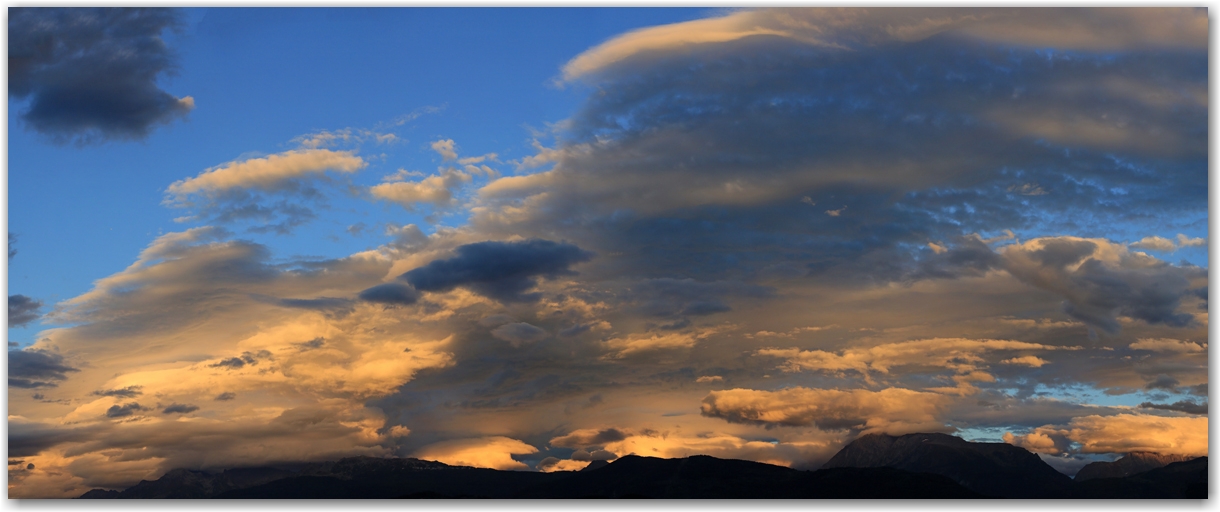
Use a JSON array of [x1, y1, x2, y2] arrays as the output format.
[[214, 392, 237, 401], [631, 278, 772, 318], [9, 349, 78, 388], [92, 386, 143, 398], [209, 350, 271, 369], [293, 337, 325, 351], [9, 233, 17, 260], [1002, 239, 1201, 333], [8, 294, 43, 327], [401, 239, 594, 302], [357, 282, 419, 306], [1144, 374, 1181, 391], [478, 314, 515, 327], [9, 421, 101, 458], [105, 403, 146, 418], [256, 295, 354, 316], [9, 8, 193, 144], [1139, 400, 1206, 415], [475, 18, 1204, 291], [550, 427, 632, 448], [162, 404, 199, 415], [907, 236, 1003, 282], [490, 322, 549, 346]]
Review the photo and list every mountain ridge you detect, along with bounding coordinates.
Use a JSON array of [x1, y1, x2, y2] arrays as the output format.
[[75, 433, 1206, 499]]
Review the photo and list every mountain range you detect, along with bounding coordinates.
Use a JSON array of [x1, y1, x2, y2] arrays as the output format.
[[76, 432, 1206, 499]]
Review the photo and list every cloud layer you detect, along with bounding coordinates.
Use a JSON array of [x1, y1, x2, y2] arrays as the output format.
[[8, 7, 1207, 497]]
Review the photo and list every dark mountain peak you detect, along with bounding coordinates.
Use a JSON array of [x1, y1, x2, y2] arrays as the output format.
[[581, 459, 610, 472], [823, 431, 1072, 498], [77, 489, 120, 499], [1075, 452, 1201, 481], [1073, 456, 1206, 498]]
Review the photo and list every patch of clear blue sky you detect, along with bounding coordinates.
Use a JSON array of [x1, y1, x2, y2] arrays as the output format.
[[7, 8, 715, 346]]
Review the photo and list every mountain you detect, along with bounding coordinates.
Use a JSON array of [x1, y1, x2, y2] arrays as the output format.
[[78, 453, 980, 499], [514, 454, 982, 498], [821, 432, 1073, 498], [74, 435, 1206, 499], [1074, 452, 1198, 481], [81, 466, 295, 498], [1073, 456, 1207, 499]]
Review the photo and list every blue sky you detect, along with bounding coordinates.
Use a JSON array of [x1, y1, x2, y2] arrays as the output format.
[[6, 7, 1209, 497], [8, 8, 711, 344]]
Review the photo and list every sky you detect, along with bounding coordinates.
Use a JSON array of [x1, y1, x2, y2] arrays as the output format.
[[5, 7, 1210, 498]]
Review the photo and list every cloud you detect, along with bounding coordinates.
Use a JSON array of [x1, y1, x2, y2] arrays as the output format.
[[163, 149, 367, 234], [357, 282, 420, 306], [1004, 413, 1208, 456], [701, 387, 954, 434], [369, 168, 472, 210], [1000, 356, 1048, 368], [400, 239, 594, 302], [998, 237, 1202, 333], [166, 149, 366, 199], [1129, 236, 1176, 252], [696, 375, 724, 383], [105, 403, 147, 418], [9, 294, 43, 327], [757, 338, 1069, 393], [1138, 400, 1207, 416], [563, 8, 1205, 81], [629, 278, 772, 319], [8, 8, 193, 143], [411, 436, 537, 470], [490, 322, 549, 347], [1175, 234, 1206, 248], [537, 457, 590, 472], [431, 139, 458, 161], [9, 349, 79, 388], [1130, 234, 1206, 252], [1129, 338, 1206, 353], [7, 7, 1210, 498], [6, 228, 464, 496], [92, 386, 143, 398], [549, 427, 633, 449], [603, 325, 731, 359], [601, 430, 838, 470], [162, 404, 199, 415]]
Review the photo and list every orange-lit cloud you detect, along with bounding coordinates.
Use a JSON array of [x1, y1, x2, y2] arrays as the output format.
[[412, 436, 538, 470], [701, 387, 954, 434], [1004, 413, 1208, 457], [165, 149, 366, 200]]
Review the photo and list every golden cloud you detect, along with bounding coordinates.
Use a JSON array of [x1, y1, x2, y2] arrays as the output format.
[[701, 387, 954, 434], [412, 436, 538, 470]]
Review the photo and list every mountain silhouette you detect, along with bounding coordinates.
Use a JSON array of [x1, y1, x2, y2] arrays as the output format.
[[1074, 452, 1197, 481], [75, 433, 1206, 499], [821, 432, 1074, 498], [514, 454, 982, 498]]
